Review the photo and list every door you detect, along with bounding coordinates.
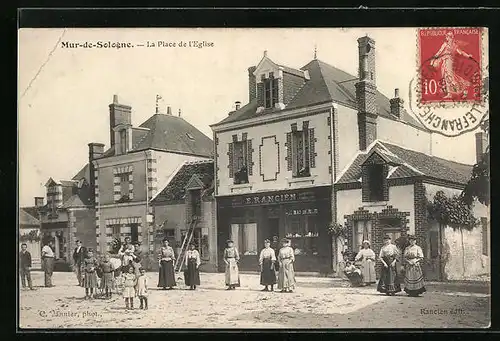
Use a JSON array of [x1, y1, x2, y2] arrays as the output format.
[[130, 224, 139, 243], [425, 223, 442, 281], [268, 218, 280, 241]]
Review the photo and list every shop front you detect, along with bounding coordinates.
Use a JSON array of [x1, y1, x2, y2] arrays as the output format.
[[216, 186, 332, 273]]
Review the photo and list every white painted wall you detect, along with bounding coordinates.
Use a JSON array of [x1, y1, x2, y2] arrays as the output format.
[[378, 116, 431, 154], [335, 106, 360, 176], [216, 111, 332, 196], [336, 184, 416, 233]]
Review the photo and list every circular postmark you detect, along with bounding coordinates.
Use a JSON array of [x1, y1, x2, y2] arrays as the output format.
[[408, 55, 488, 137]]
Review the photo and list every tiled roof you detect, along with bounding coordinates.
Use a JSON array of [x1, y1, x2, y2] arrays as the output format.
[[336, 141, 472, 186], [213, 59, 425, 130], [20, 208, 40, 226], [72, 164, 90, 181], [152, 159, 214, 203], [62, 192, 92, 208]]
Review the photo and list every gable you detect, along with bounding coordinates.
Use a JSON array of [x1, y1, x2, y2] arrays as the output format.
[[185, 174, 205, 190], [254, 56, 280, 78]]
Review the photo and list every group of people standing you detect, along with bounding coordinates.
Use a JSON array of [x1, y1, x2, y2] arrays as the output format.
[[19, 239, 56, 290], [223, 237, 297, 293], [345, 234, 426, 297]]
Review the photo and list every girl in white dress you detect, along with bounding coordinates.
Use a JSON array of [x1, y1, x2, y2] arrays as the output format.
[[354, 240, 377, 286]]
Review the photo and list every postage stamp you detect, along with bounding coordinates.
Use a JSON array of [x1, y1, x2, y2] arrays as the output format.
[[417, 27, 483, 106], [409, 27, 488, 137]]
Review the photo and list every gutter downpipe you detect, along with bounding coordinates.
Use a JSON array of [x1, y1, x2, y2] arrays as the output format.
[[93, 159, 102, 253], [330, 103, 338, 274]]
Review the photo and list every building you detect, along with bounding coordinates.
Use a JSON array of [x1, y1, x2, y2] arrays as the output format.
[[19, 203, 43, 269], [35, 163, 96, 269], [211, 36, 437, 273], [92, 95, 213, 270], [335, 132, 489, 281], [150, 159, 216, 272]]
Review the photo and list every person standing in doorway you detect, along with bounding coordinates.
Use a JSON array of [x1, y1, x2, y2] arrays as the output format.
[[259, 239, 277, 291], [72, 240, 86, 287], [19, 243, 34, 290], [224, 240, 240, 290], [277, 238, 296, 293], [41, 240, 55, 287]]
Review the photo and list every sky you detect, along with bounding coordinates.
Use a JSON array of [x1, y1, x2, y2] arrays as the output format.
[[18, 28, 488, 207]]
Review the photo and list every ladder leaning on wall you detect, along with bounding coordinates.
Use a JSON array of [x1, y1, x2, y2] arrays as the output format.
[[174, 216, 199, 281]]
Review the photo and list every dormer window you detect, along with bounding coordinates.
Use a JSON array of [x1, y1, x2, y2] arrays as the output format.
[[120, 129, 127, 154], [263, 73, 279, 109], [361, 161, 388, 203]]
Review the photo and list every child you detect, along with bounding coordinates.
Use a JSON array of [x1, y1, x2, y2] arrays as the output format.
[[344, 261, 363, 287], [83, 249, 99, 299], [136, 268, 149, 310], [99, 254, 115, 299], [132, 255, 142, 279], [19, 243, 34, 290], [122, 266, 137, 309]]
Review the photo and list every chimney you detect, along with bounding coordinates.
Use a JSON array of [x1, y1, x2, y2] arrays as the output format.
[[109, 94, 132, 148], [355, 35, 378, 151], [167, 106, 172, 115], [88, 143, 105, 206], [389, 88, 404, 119], [475, 132, 488, 163], [35, 197, 44, 207], [248, 66, 257, 102], [235, 101, 241, 110]]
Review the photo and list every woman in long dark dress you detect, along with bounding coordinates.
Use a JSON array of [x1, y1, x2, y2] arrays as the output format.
[[377, 235, 402, 296], [157, 238, 176, 290], [259, 239, 277, 291], [184, 243, 201, 290]]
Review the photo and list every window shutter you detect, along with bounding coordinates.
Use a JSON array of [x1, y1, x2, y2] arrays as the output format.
[[247, 139, 253, 175], [227, 143, 234, 178], [309, 128, 316, 168], [286, 132, 292, 171]]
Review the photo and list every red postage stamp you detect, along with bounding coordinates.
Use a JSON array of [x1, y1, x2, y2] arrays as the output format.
[[418, 28, 483, 105]]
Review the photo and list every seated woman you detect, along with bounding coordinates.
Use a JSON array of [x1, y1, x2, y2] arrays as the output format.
[[344, 261, 363, 287]]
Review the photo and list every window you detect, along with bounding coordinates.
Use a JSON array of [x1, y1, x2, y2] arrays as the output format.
[[190, 189, 202, 219], [233, 141, 249, 184], [120, 129, 127, 154], [230, 223, 258, 256], [292, 129, 311, 178], [263, 74, 279, 109], [353, 220, 372, 251], [481, 217, 488, 256], [118, 173, 130, 202], [191, 228, 210, 260], [368, 164, 385, 201], [285, 215, 319, 256], [130, 223, 139, 243]]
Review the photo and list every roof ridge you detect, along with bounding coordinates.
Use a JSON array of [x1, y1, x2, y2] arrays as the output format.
[[186, 159, 213, 165], [381, 140, 473, 167]]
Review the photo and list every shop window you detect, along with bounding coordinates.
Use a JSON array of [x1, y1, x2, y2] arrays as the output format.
[[367, 164, 385, 201], [263, 72, 279, 109], [233, 141, 249, 184], [481, 217, 488, 256], [353, 220, 372, 251], [291, 129, 311, 178], [285, 216, 319, 256], [231, 223, 258, 256]]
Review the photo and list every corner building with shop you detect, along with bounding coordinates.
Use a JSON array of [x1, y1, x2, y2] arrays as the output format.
[[210, 35, 487, 276]]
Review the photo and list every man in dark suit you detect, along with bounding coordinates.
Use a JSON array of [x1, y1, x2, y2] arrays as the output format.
[[72, 240, 86, 287], [20, 243, 34, 290]]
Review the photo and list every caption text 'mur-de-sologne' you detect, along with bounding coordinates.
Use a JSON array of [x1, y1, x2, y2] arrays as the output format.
[[61, 40, 214, 49]]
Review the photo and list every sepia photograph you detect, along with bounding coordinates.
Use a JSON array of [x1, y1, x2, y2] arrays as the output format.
[[18, 27, 490, 329]]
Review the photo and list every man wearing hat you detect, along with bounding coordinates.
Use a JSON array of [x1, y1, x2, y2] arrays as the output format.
[[277, 238, 296, 293], [72, 240, 87, 287], [354, 240, 376, 286], [223, 240, 240, 290]]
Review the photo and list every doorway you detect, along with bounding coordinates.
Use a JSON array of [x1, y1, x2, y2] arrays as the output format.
[[268, 218, 280, 241], [425, 223, 442, 281], [130, 224, 139, 243]]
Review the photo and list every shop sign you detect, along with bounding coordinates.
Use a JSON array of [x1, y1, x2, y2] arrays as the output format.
[[285, 208, 319, 216]]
